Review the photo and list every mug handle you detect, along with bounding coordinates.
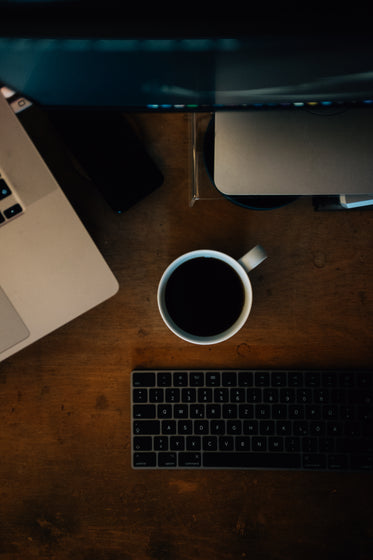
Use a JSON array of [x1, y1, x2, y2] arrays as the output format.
[[238, 245, 267, 273]]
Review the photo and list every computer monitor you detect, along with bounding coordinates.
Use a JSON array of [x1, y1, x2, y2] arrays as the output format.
[[1, 6, 373, 112]]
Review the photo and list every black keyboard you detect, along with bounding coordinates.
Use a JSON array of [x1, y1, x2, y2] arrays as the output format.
[[131, 370, 373, 471]]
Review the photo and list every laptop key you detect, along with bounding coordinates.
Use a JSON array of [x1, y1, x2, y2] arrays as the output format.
[[4, 203, 23, 219], [0, 179, 11, 199]]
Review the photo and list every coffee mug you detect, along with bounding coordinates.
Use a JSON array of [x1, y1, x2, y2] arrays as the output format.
[[157, 245, 267, 344]]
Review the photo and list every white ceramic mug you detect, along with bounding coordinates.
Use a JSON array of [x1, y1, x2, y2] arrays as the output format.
[[157, 245, 267, 345]]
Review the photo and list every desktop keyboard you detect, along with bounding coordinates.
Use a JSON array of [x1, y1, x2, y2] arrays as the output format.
[[131, 369, 373, 471]]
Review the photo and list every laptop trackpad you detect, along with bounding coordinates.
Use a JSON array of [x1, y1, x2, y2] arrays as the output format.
[[0, 286, 30, 354]]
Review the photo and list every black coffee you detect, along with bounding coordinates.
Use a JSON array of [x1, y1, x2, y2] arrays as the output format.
[[164, 257, 245, 337]]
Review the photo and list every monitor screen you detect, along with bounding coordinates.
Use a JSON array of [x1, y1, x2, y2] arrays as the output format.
[[1, 5, 373, 111]]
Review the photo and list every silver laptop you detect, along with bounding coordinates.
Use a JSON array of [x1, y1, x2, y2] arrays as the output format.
[[0, 90, 118, 362], [214, 108, 373, 196]]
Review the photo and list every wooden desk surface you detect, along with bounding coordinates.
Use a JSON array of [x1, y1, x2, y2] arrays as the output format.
[[1, 113, 372, 560]]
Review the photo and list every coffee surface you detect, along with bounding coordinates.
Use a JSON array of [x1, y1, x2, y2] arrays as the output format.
[[164, 257, 245, 337]]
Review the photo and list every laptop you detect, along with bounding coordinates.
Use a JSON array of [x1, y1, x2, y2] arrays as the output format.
[[214, 108, 373, 196], [0, 90, 119, 362]]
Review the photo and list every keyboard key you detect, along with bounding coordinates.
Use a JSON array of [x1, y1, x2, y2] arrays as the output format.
[[133, 420, 160, 435], [239, 404, 254, 419], [133, 452, 156, 467], [179, 453, 201, 467], [288, 371, 303, 386], [132, 371, 155, 387], [182, 388, 196, 402], [158, 452, 177, 467], [211, 420, 225, 434], [186, 437, 201, 451], [162, 420, 176, 434], [243, 420, 258, 435], [340, 372, 355, 387], [178, 420, 192, 434], [328, 454, 348, 470], [166, 388, 180, 402], [322, 372, 337, 387], [272, 405, 287, 419], [255, 372, 270, 386], [235, 437, 250, 451], [133, 436, 152, 451], [206, 404, 221, 418], [173, 371, 188, 386], [303, 454, 327, 469], [238, 371, 253, 386], [230, 388, 245, 402], [190, 404, 205, 418], [289, 405, 304, 419], [297, 389, 312, 403], [133, 388, 148, 403], [271, 372, 286, 387], [190, 372, 204, 386], [219, 436, 234, 451], [214, 388, 229, 402], [170, 436, 185, 451], [157, 371, 172, 386], [247, 388, 261, 403], [206, 371, 221, 386], [203, 452, 301, 469], [268, 437, 284, 452], [154, 436, 168, 451], [351, 454, 373, 471], [227, 420, 242, 435], [222, 371, 236, 386], [252, 437, 267, 451], [174, 404, 188, 418], [263, 389, 279, 403], [203, 436, 218, 451], [302, 438, 318, 452], [277, 421, 291, 436], [285, 437, 301, 452], [260, 421, 274, 435], [194, 420, 209, 434], [305, 372, 321, 387], [357, 372, 372, 388], [149, 388, 164, 402], [158, 404, 172, 418], [255, 404, 270, 419], [280, 388, 295, 403], [198, 388, 212, 402], [223, 404, 237, 418], [133, 404, 156, 419]]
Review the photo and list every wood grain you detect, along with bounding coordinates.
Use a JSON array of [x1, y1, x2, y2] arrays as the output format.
[[0, 113, 372, 560]]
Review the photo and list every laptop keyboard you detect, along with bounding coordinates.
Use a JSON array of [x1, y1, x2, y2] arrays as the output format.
[[131, 369, 373, 471], [0, 172, 24, 227]]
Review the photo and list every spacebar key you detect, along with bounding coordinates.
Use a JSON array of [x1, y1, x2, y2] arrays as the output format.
[[203, 452, 301, 469]]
